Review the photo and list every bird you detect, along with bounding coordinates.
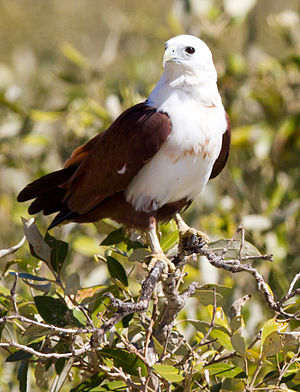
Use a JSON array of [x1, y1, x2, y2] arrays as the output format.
[[17, 34, 231, 273]]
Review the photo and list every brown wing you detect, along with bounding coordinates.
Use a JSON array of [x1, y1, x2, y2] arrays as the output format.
[[209, 112, 231, 179], [18, 103, 172, 220], [61, 103, 172, 213]]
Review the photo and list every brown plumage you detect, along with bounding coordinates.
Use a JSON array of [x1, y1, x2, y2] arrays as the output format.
[[17, 102, 230, 230]]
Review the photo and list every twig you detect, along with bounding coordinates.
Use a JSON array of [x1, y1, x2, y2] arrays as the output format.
[[92, 260, 164, 344], [0, 314, 95, 334], [0, 341, 91, 359], [153, 270, 198, 344], [0, 236, 26, 258]]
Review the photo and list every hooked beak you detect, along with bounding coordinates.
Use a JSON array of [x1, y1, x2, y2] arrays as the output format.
[[163, 46, 180, 68]]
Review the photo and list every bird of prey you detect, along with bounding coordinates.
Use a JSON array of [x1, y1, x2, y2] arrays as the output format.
[[18, 35, 231, 271]]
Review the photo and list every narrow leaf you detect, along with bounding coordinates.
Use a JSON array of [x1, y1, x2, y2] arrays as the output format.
[[152, 364, 184, 382], [204, 363, 246, 378], [18, 360, 29, 392], [107, 256, 128, 287], [44, 233, 68, 273], [22, 217, 51, 262], [101, 228, 126, 246]]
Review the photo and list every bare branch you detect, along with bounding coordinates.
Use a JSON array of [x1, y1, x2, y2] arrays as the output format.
[[0, 236, 26, 258], [0, 341, 91, 359]]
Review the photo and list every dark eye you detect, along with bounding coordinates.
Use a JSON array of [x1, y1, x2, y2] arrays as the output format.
[[185, 46, 195, 54]]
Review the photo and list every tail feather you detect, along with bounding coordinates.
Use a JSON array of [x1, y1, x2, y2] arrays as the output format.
[[18, 167, 78, 226], [17, 168, 75, 202]]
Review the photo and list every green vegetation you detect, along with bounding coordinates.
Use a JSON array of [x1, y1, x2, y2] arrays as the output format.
[[0, 1, 299, 391]]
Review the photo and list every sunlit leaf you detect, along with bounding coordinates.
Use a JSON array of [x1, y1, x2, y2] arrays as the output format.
[[22, 218, 51, 262], [152, 364, 184, 382], [261, 319, 287, 345], [262, 331, 284, 357], [204, 363, 246, 378], [210, 329, 234, 351]]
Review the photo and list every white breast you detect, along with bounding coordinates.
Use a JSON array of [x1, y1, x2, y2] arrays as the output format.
[[125, 89, 227, 212]]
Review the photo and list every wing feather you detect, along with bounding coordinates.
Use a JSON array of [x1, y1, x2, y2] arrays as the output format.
[[210, 112, 231, 179]]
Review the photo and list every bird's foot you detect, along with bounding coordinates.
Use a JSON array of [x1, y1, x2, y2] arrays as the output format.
[[179, 227, 210, 252], [147, 252, 176, 280], [179, 227, 210, 251], [174, 213, 209, 253]]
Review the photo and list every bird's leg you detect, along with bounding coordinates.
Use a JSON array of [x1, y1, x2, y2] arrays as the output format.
[[147, 217, 176, 279], [174, 213, 210, 253]]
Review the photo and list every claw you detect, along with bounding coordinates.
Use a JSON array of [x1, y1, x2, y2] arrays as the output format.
[[147, 252, 176, 279]]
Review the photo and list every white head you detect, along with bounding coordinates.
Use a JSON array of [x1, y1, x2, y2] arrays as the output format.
[[162, 35, 217, 86]]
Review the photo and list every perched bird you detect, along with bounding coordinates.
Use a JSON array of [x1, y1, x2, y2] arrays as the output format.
[[18, 35, 230, 270]]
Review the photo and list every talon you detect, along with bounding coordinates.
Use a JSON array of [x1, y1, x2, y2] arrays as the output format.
[[179, 228, 210, 252], [147, 252, 176, 279]]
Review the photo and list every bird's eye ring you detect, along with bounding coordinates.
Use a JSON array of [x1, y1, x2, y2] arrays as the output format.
[[185, 46, 195, 54]]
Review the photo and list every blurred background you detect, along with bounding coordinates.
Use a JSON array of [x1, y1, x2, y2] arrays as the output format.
[[0, 0, 299, 389]]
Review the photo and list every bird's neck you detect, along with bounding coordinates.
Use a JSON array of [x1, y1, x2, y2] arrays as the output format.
[[148, 69, 222, 108]]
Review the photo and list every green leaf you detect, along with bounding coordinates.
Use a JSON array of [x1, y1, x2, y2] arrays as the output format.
[[231, 332, 246, 356], [230, 315, 244, 333], [207, 305, 230, 331], [152, 337, 165, 357], [107, 381, 127, 390], [98, 348, 147, 377], [44, 233, 68, 273], [34, 296, 69, 327], [209, 329, 234, 351], [262, 331, 283, 357], [122, 313, 134, 328], [152, 364, 184, 382], [55, 357, 66, 375], [18, 360, 29, 392], [210, 382, 222, 392], [261, 319, 287, 345], [207, 239, 261, 259], [204, 363, 246, 379], [107, 256, 128, 287], [72, 308, 87, 327], [101, 228, 126, 246]]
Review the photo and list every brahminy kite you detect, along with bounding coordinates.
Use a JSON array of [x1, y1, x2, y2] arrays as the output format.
[[18, 35, 231, 270]]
